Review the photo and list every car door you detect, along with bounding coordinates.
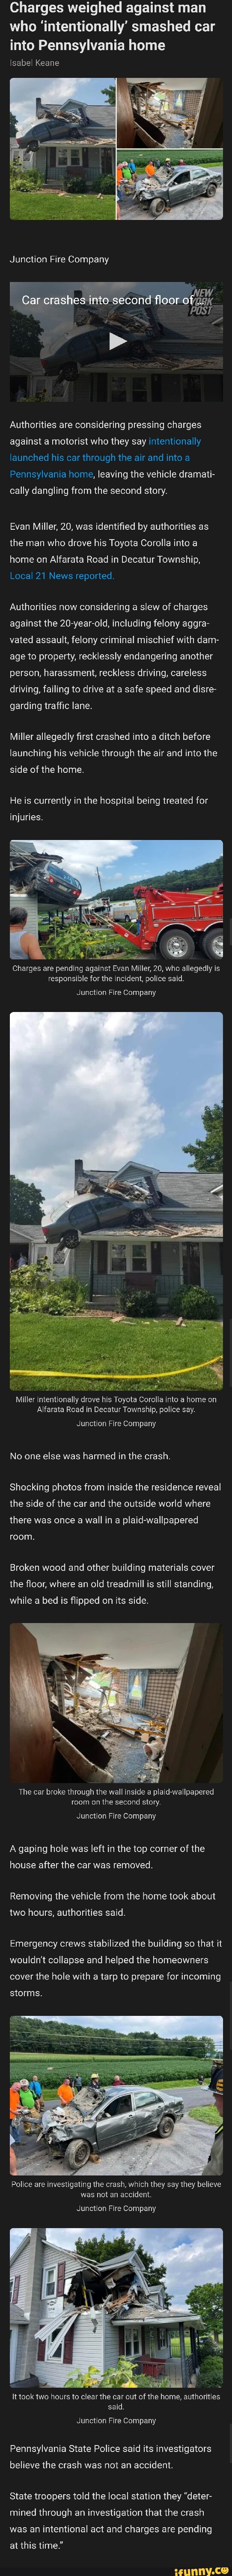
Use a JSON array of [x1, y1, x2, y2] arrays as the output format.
[[95, 2093, 137, 2153], [170, 172, 190, 205]]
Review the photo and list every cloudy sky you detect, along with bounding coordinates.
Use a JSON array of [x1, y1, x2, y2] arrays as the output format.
[[10, 78, 115, 131], [10, 2225, 223, 2304], [27, 837, 223, 899], [10, 1009, 223, 1214], [34, 2012, 222, 2044]]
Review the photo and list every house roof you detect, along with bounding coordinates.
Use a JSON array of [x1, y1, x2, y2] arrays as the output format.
[[19, 104, 114, 145], [106, 2304, 203, 2327], [10, 1221, 45, 1245], [45, 1169, 223, 1243]]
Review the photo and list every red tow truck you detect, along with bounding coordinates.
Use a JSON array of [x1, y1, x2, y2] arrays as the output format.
[[113, 882, 223, 964]]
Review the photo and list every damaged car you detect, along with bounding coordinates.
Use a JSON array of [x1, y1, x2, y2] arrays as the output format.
[[42, 2081, 184, 2166], [135, 162, 221, 214]]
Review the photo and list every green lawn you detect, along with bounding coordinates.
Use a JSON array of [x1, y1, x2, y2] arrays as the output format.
[[10, 1313, 223, 1392], [10, 188, 115, 222], [189, 2104, 220, 2126]]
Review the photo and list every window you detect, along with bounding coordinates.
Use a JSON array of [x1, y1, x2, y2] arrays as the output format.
[[10, 2281, 14, 2303], [45, 2267, 56, 2297], [101, 2091, 131, 2119], [111, 1241, 126, 1271], [173, 169, 189, 183], [132, 1243, 147, 1271], [125, 2332, 132, 2356], [183, 374, 201, 399], [132, 378, 147, 401]]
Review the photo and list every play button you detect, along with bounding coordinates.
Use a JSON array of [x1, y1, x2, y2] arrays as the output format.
[[110, 329, 126, 351]]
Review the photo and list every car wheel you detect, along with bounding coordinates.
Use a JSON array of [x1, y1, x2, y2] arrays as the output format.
[[158, 2114, 175, 2137], [158, 927, 195, 962], [208, 180, 217, 193], [65, 2137, 91, 2168], [45, 2131, 54, 2149], [202, 926, 223, 960]]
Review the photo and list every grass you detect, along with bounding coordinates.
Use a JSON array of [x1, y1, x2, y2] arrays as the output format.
[[10, 1313, 223, 1392], [10, 187, 115, 222], [189, 2103, 221, 2126], [10, 2050, 211, 2096]]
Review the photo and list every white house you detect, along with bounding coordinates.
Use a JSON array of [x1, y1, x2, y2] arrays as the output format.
[[44, 1155, 223, 1312], [14, 95, 115, 190], [10, 2233, 203, 2389]]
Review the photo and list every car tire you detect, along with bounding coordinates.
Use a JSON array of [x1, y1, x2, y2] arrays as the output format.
[[202, 926, 223, 960], [158, 927, 195, 962], [207, 181, 217, 193], [158, 2114, 175, 2137], [65, 2137, 91, 2167]]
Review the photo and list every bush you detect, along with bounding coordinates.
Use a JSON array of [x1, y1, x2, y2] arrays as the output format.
[[118, 1285, 158, 1318], [197, 2355, 223, 2388], [97, 174, 115, 193], [10, 1266, 88, 1315], [167, 1286, 220, 1320], [64, 172, 86, 193], [10, 164, 45, 192], [198, 2336, 215, 2359]]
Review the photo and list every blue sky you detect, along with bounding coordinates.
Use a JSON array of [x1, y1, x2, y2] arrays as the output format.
[[37, 2013, 222, 2045], [10, 78, 115, 131], [10, 2226, 223, 2303], [31, 837, 223, 897], [10, 1009, 223, 1210]]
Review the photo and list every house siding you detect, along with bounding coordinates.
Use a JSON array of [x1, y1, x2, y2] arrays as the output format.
[[36, 2303, 104, 2383]]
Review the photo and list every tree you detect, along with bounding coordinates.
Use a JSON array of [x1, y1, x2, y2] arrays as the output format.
[[10, 112, 18, 137], [10, 309, 43, 358], [182, 1101, 223, 1171], [75, 2232, 135, 2264], [10, 1175, 45, 1224], [102, 86, 116, 106], [186, 2282, 223, 2346]]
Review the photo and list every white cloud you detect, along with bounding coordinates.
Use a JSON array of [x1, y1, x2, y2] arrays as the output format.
[[10, 1011, 165, 1209]]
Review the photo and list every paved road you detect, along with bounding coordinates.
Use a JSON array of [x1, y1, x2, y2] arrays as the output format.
[[15, 2083, 217, 2179]]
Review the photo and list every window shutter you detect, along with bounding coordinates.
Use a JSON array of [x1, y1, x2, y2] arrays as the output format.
[[63, 2323, 74, 2363], [37, 2338, 46, 2361], [57, 2261, 65, 2297], [12, 2276, 20, 2305]]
